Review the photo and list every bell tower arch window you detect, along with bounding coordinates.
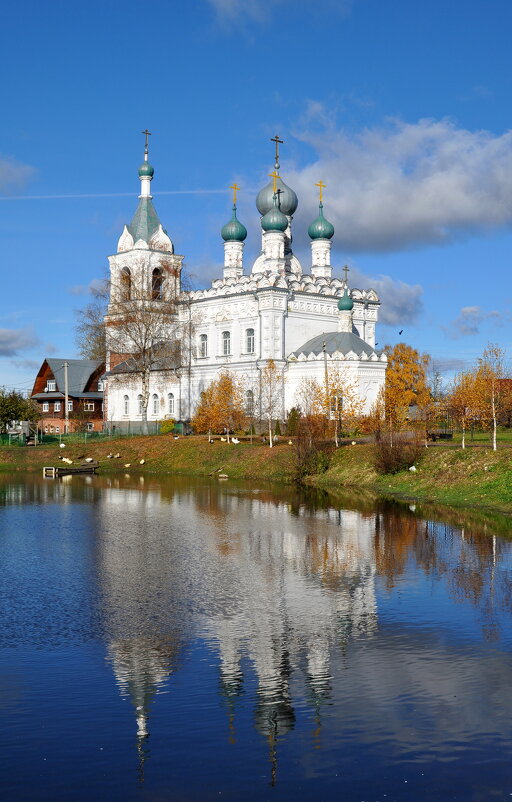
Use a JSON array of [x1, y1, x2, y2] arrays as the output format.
[[152, 268, 163, 300]]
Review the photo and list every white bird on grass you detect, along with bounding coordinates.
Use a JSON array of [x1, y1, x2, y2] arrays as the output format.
[[231, 437, 240, 444]]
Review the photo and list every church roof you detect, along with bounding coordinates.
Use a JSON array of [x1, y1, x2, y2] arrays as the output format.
[[128, 197, 161, 244], [292, 331, 378, 358]]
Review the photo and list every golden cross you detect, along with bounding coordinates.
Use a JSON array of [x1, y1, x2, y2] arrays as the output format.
[[270, 134, 283, 165], [268, 171, 279, 194], [229, 182, 240, 204], [141, 129, 152, 149], [315, 180, 326, 203]]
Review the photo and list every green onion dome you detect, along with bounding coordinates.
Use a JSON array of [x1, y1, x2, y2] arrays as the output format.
[[261, 194, 288, 232], [138, 161, 154, 177], [221, 204, 247, 242], [256, 176, 298, 216], [308, 203, 334, 240], [337, 287, 354, 311]]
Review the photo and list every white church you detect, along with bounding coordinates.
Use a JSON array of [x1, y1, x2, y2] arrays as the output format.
[[104, 136, 387, 430]]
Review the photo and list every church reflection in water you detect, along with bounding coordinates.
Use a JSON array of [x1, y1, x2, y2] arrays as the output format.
[[89, 476, 512, 782]]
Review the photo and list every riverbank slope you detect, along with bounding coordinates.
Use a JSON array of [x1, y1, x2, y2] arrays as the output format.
[[1, 435, 511, 516]]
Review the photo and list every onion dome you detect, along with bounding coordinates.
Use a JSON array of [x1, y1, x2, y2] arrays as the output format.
[[337, 287, 354, 311], [138, 161, 154, 177], [256, 175, 298, 216], [221, 204, 247, 242], [308, 203, 334, 240], [261, 194, 288, 232]]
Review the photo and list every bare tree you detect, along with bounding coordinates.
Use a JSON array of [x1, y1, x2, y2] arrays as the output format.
[[75, 277, 110, 360], [260, 359, 283, 448], [105, 256, 183, 434]]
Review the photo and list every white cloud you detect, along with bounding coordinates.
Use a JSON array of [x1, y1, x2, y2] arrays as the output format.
[[287, 114, 512, 252], [206, 0, 352, 25], [0, 156, 35, 194], [443, 305, 501, 339], [348, 266, 423, 326], [0, 327, 39, 356], [68, 278, 107, 296]]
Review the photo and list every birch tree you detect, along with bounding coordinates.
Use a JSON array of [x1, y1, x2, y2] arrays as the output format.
[[260, 359, 282, 447], [475, 344, 508, 451], [448, 371, 478, 449]]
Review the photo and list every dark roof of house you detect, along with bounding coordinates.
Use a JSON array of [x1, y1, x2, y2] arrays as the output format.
[[45, 358, 103, 394]]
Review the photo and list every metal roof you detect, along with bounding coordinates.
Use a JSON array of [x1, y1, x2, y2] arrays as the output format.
[[44, 358, 103, 394], [292, 331, 378, 358]]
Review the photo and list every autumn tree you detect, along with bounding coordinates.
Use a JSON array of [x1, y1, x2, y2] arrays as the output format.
[[260, 359, 282, 447], [323, 366, 364, 447], [448, 370, 478, 449], [192, 371, 246, 441], [384, 343, 431, 441], [474, 344, 509, 451]]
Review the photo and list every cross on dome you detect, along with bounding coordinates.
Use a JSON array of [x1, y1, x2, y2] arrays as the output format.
[[229, 182, 240, 204], [141, 128, 152, 158], [315, 180, 326, 204], [270, 134, 283, 170]]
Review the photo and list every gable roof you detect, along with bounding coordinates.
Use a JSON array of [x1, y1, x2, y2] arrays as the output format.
[[45, 358, 103, 394]]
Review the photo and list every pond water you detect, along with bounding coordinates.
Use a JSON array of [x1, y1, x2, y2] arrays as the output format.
[[1, 473, 512, 801]]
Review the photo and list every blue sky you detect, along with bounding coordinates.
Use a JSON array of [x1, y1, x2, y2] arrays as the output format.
[[2, 0, 512, 393]]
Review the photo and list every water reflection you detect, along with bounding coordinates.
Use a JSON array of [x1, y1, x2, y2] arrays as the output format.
[[2, 472, 512, 798]]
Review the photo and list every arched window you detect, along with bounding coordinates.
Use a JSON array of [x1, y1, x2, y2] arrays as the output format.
[[152, 268, 163, 300], [123, 395, 129, 415], [137, 394, 143, 415], [199, 334, 208, 358], [152, 394, 159, 415], [222, 331, 231, 356], [246, 389, 254, 416], [120, 267, 131, 301], [168, 393, 175, 415], [246, 328, 255, 354]]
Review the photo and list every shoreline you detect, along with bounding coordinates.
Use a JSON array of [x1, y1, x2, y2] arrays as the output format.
[[1, 435, 512, 520]]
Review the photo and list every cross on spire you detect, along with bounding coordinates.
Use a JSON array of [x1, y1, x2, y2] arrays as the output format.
[[141, 128, 152, 157], [268, 170, 279, 194], [229, 182, 240, 204], [343, 265, 350, 285], [270, 134, 283, 169], [315, 180, 326, 204]]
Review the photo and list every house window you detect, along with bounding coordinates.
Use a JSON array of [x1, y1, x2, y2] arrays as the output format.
[[54, 402, 61, 412], [246, 389, 254, 416], [68, 401, 73, 412], [84, 402, 95, 412], [199, 334, 208, 358], [246, 328, 255, 354], [86, 422, 94, 432], [168, 393, 175, 415], [222, 331, 231, 356], [55, 426, 60, 433], [137, 394, 143, 415], [120, 267, 131, 301], [97, 380, 103, 391], [152, 394, 159, 415], [152, 268, 163, 300], [44, 426, 49, 433], [123, 395, 129, 415], [42, 402, 49, 412], [47, 380, 56, 391]]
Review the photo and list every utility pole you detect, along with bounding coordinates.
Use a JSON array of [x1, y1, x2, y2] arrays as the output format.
[[63, 361, 69, 434]]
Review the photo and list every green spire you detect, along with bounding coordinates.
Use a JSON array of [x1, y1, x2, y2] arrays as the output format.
[[308, 203, 334, 240], [261, 193, 288, 232], [128, 197, 161, 243], [221, 204, 247, 242]]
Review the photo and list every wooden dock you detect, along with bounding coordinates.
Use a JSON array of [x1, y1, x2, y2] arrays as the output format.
[[43, 462, 99, 478]]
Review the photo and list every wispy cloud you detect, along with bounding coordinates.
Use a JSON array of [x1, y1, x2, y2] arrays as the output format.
[[206, 0, 353, 26], [443, 306, 501, 339], [10, 358, 40, 371], [349, 266, 423, 326], [0, 156, 35, 194], [287, 112, 512, 252], [68, 278, 106, 296], [0, 189, 226, 201], [0, 327, 39, 356]]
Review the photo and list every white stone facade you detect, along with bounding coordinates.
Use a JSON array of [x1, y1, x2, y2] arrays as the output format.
[[104, 155, 387, 429]]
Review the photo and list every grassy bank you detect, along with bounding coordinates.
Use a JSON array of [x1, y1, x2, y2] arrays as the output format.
[[309, 443, 512, 515], [2, 435, 512, 517], [0, 435, 295, 483]]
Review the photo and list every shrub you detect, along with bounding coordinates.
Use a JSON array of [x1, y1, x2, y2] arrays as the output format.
[[274, 420, 282, 436], [160, 417, 175, 434], [373, 430, 424, 474], [286, 407, 301, 436]]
